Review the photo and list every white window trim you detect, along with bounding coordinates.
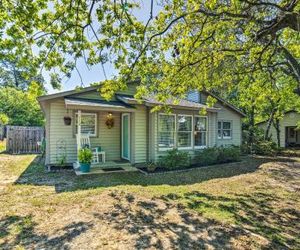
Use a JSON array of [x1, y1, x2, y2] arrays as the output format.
[[158, 113, 176, 151], [194, 115, 208, 149], [177, 114, 193, 150], [218, 120, 232, 140], [75, 112, 97, 137]]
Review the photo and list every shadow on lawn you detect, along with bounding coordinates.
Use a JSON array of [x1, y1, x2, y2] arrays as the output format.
[[14, 155, 298, 193], [92, 184, 299, 250], [0, 215, 93, 250]]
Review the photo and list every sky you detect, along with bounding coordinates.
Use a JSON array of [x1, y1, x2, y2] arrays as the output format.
[[46, 1, 161, 94]]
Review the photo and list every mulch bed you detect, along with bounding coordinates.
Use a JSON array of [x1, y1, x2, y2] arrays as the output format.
[[46, 165, 73, 172], [138, 160, 243, 175], [138, 165, 215, 175]]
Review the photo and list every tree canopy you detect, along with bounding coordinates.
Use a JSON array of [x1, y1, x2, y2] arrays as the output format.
[[0, 60, 45, 90], [0, 86, 44, 126], [0, 1, 299, 120]]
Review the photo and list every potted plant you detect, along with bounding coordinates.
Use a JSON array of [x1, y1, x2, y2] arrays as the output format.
[[78, 148, 93, 173]]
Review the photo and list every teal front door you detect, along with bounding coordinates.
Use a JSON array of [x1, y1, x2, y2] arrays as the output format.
[[121, 113, 130, 160]]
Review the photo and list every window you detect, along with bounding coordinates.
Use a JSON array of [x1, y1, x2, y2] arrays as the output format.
[[177, 115, 192, 148], [75, 113, 97, 136], [158, 114, 175, 150], [218, 121, 232, 139], [194, 116, 207, 148]]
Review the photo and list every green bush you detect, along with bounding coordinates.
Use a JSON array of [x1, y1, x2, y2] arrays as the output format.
[[252, 140, 278, 156], [158, 149, 190, 169], [194, 147, 219, 166], [78, 148, 93, 164], [194, 145, 241, 166], [217, 146, 241, 163]]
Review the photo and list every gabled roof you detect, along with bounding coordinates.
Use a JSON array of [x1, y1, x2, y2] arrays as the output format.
[[202, 90, 246, 117], [116, 94, 219, 112], [38, 82, 245, 115], [38, 85, 100, 102]]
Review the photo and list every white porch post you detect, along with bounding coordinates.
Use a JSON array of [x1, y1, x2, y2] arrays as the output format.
[[77, 110, 81, 162]]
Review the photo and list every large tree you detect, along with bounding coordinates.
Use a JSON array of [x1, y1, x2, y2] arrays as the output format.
[[0, 85, 45, 126], [0, 60, 45, 90], [0, 0, 299, 102]]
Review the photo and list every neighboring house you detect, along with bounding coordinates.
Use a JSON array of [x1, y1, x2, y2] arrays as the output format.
[[257, 110, 300, 147], [38, 83, 245, 166]]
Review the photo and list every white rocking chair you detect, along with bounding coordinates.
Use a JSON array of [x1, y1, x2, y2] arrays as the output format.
[[77, 134, 105, 164]]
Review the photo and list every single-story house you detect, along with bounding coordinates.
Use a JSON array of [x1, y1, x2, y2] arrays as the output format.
[[38, 82, 245, 166], [257, 110, 300, 147]]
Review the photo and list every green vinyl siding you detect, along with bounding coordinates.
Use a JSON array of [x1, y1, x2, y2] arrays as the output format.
[[214, 102, 242, 146], [132, 105, 147, 164], [49, 99, 77, 164], [48, 98, 122, 165]]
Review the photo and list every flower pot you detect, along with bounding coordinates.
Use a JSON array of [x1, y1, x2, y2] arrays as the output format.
[[80, 162, 91, 173], [63, 116, 72, 125]]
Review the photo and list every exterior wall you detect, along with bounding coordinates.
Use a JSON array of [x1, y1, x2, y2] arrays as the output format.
[[200, 91, 242, 147], [258, 112, 300, 147], [131, 105, 148, 164], [214, 102, 242, 146], [47, 98, 122, 165], [49, 99, 77, 164], [44, 102, 51, 165]]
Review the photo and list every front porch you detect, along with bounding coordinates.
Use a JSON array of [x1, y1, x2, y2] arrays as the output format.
[[73, 161, 138, 175], [64, 97, 135, 168]]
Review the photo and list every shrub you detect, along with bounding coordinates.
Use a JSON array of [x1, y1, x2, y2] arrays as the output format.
[[252, 140, 278, 156], [194, 147, 219, 166], [78, 148, 93, 164], [194, 145, 241, 166], [158, 149, 190, 169], [217, 146, 241, 163]]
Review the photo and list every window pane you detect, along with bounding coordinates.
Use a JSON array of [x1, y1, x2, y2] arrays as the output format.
[[195, 132, 206, 146], [218, 130, 222, 139], [195, 117, 206, 131], [159, 115, 175, 131], [218, 121, 222, 129], [158, 115, 175, 148], [178, 116, 192, 131], [158, 132, 175, 148], [76, 113, 96, 135], [178, 132, 192, 147], [223, 130, 231, 138], [223, 122, 231, 129]]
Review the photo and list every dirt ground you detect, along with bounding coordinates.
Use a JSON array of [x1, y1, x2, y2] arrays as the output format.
[[0, 153, 299, 249]]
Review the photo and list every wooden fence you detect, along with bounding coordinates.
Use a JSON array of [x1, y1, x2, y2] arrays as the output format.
[[6, 126, 45, 154]]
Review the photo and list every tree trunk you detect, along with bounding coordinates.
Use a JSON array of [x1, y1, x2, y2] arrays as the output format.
[[248, 106, 255, 145], [273, 118, 281, 147], [265, 110, 275, 140]]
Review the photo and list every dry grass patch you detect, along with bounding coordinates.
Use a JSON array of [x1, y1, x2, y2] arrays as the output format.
[[0, 154, 299, 249]]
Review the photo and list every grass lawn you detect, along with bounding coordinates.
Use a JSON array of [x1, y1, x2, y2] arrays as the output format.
[[0, 154, 299, 249]]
